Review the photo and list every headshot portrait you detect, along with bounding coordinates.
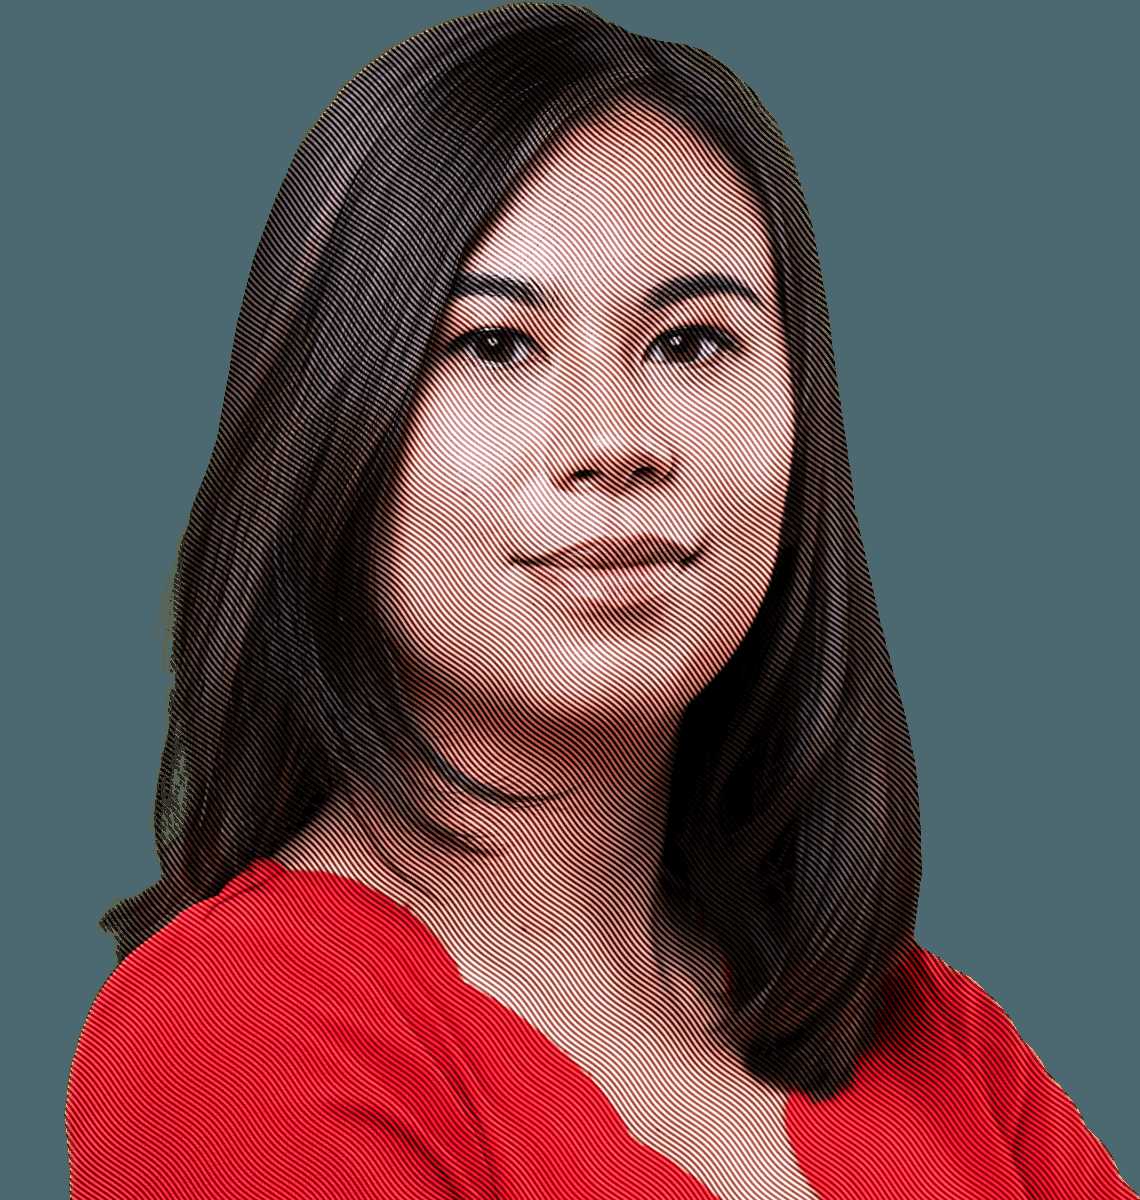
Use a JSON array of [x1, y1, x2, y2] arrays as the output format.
[[58, 3, 1135, 1197]]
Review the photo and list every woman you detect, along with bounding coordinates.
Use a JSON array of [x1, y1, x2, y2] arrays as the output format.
[[65, 5, 1133, 1198]]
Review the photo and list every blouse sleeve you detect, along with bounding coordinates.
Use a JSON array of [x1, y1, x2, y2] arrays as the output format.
[[65, 940, 496, 1199], [939, 959, 1137, 1198]]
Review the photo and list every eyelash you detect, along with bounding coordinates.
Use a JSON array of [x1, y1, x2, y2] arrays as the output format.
[[444, 324, 740, 369]]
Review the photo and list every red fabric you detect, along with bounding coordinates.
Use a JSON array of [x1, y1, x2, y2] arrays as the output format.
[[66, 857, 1134, 1198]]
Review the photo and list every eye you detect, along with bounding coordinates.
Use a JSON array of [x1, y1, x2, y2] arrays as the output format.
[[447, 328, 535, 367], [646, 324, 739, 366], [444, 323, 739, 368]]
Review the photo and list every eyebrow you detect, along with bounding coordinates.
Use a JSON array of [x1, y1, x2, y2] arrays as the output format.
[[447, 269, 764, 311]]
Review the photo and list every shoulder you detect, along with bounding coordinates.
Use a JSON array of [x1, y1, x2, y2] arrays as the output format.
[[884, 941, 1046, 1125], [73, 859, 436, 1062], [902, 942, 1025, 1051], [884, 941, 1133, 1195], [67, 860, 494, 1197], [862, 941, 1032, 1134]]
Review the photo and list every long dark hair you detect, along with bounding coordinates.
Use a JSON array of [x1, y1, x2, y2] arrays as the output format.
[[100, 2, 922, 1103]]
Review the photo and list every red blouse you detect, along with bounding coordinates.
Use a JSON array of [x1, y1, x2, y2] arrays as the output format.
[[66, 856, 1134, 1198]]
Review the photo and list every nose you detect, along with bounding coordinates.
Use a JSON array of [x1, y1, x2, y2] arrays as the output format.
[[546, 374, 676, 494], [557, 432, 675, 494]]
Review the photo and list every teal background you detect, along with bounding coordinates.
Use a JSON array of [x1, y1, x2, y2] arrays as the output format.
[[7, 1, 1135, 1193]]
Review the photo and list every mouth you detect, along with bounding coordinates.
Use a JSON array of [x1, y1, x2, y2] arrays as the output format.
[[519, 533, 696, 572], [520, 552, 696, 612]]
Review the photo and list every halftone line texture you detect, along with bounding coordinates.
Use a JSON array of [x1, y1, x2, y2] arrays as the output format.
[[68, 858, 1136, 1196]]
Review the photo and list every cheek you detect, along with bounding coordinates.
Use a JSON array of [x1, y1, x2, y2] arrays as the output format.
[[692, 403, 793, 646], [391, 402, 513, 545], [731, 366, 796, 517], [379, 432, 513, 656], [378, 525, 506, 693], [409, 368, 524, 461]]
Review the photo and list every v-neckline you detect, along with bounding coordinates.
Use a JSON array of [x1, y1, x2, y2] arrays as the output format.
[[242, 855, 820, 1200]]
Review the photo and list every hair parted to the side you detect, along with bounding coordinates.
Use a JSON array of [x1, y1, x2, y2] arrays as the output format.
[[100, 2, 922, 1103]]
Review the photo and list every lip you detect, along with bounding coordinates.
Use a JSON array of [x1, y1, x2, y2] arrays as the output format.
[[520, 533, 695, 570], [522, 560, 689, 612]]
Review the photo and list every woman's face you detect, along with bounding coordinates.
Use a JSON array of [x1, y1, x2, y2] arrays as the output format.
[[374, 103, 796, 761]]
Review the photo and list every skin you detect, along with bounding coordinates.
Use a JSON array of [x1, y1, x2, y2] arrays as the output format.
[[277, 101, 796, 1035]]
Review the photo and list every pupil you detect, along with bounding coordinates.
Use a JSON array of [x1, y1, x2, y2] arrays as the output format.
[[670, 332, 695, 360], [475, 329, 709, 364]]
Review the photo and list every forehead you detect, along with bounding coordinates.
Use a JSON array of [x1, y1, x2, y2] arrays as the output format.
[[461, 104, 777, 301]]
